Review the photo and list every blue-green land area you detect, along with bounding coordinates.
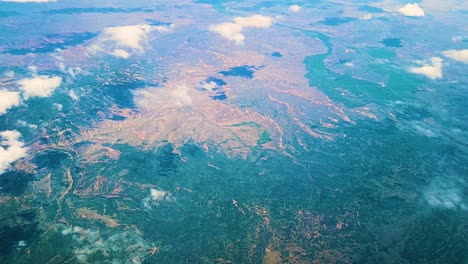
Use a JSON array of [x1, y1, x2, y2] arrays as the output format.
[[0, 0, 467, 263]]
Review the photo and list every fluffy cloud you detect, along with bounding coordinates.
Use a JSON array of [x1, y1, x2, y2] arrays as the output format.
[[0, 90, 21, 114], [170, 85, 192, 106], [102, 24, 153, 50], [209, 15, 274, 44], [209, 23, 244, 44], [442, 49, 468, 63], [289, 5, 302, 12], [143, 188, 174, 208], [89, 24, 170, 58], [135, 84, 193, 109], [399, 3, 425, 17], [0, 130, 28, 175], [18, 75, 62, 99], [409, 57, 443, 79], [150, 189, 168, 201]]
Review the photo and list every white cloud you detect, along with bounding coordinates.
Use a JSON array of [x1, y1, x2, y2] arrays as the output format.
[[409, 57, 443, 79], [112, 49, 130, 58], [150, 189, 167, 201], [102, 24, 153, 50], [58, 62, 66, 72], [170, 85, 192, 106], [68, 67, 85, 78], [143, 188, 174, 208], [28, 66, 38, 74], [89, 24, 170, 58], [4, 71, 15, 78], [209, 15, 274, 45], [199, 81, 218, 92], [233, 15, 274, 28], [360, 13, 373, 20], [16, 120, 27, 127], [0, 130, 28, 175], [442, 49, 468, 64], [0, 90, 21, 114], [0, 0, 55, 2], [58, 62, 85, 78], [69, 90, 79, 101], [209, 22, 244, 44], [399, 3, 425, 17], [288, 5, 302, 12], [53, 103, 63, 111], [423, 178, 467, 210], [451, 36, 464, 42], [16, 120, 37, 129], [18, 75, 62, 99]]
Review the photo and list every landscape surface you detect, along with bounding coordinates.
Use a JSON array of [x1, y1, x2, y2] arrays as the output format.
[[0, 0, 467, 263]]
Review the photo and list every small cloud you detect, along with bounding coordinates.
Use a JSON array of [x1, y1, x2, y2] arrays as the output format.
[[451, 36, 465, 42], [399, 3, 425, 17], [69, 90, 79, 101], [409, 57, 443, 79], [0, 90, 21, 115], [53, 103, 63, 111], [68, 67, 85, 78], [442, 49, 468, 63], [4, 71, 15, 78], [16, 120, 37, 129], [199, 81, 218, 92], [451, 36, 462, 42], [18, 75, 62, 99], [143, 188, 174, 208], [0, 130, 28, 175], [150, 188, 167, 202], [209, 15, 274, 45], [58, 62, 85, 78], [360, 13, 373, 20], [112, 49, 130, 58], [28, 66, 38, 73], [58, 62, 66, 72], [288, 5, 302, 13]]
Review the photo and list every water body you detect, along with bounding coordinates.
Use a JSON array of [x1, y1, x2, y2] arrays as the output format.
[[300, 28, 468, 263], [381, 38, 403, 47], [319, 17, 357, 26], [206, 77, 227, 86], [303, 31, 418, 107], [271, 51, 282, 57], [211, 92, 227, 101], [220, 65, 257, 78]]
